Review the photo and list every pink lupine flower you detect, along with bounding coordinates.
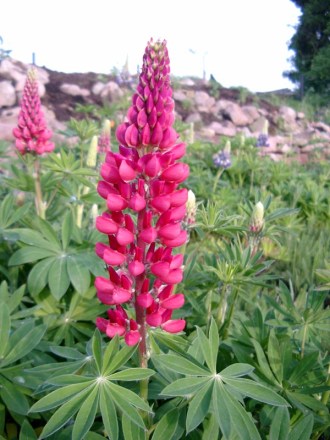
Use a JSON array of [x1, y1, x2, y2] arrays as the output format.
[[13, 68, 54, 155], [95, 39, 189, 357]]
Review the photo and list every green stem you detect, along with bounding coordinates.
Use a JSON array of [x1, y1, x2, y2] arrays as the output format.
[[222, 289, 239, 339], [46, 176, 65, 209], [33, 158, 45, 219], [216, 284, 230, 328], [135, 208, 149, 401], [206, 290, 213, 333], [212, 168, 224, 194], [301, 323, 308, 359]]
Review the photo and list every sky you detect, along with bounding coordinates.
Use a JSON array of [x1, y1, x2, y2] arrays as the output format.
[[1, 0, 301, 93]]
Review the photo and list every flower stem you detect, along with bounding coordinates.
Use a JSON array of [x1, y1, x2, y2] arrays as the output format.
[[212, 168, 224, 194], [135, 208, 149, 400], [33, 158, 45, 219], [222, 289, 239, 339]]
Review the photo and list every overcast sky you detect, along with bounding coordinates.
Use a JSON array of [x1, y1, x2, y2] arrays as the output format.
[[1, 0, 301, 92]]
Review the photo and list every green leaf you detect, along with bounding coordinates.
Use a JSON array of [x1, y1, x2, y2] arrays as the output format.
[[105, 343, 137, 375], [7, 284, 26, 313], [108, 382, 151, 413], [162, 377, 211, 397], [13, 228, 60, 252], [47, 375, 94, 386], [209, 318, 219, 369], [48, 256, 70, 300], [202, 414, 219, 440], [251, 339, 278, 385], [50, 346, 85, 360], [2, 324, 46, 367], [197, 326, 215, 373], [108, 383, 146, 430], [152, 408, 179, 440], [9, 246, 57, 266], [39, 386, 94, 439], [223, 377, 288, 406], [270, 407, 289, 440], [288, 352, 319, 384], [72, 385, 99, 440], [288, 414, 314, 440], [0, 379, 30, 415], [268, 330, 283, 383], [214, 380, 261, 440], [101, 335, 119, 375], [212, 381, 234, 439], [154, 354, 209, 376], [19, 419, 38, 440], [108, 368, 155, 382], [0, 303, 10, 358], [61, 211, 73, 251], [67, 256, 91, 294], [27, 257, 56, 296], [100, 385, 118, 440], [122, 412, 146, 440], [92, 329, 103, 374], [35, 218, 60, 245], [186, 382, 213, 433], [220, 363, 254, 378], [30, 382, 95, 413]]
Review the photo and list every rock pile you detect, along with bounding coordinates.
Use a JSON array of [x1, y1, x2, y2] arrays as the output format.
[[1, 58, 329, 162]]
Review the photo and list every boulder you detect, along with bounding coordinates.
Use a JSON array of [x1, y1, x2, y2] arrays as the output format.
[[0, 81, 16, 107], [60, 83, 90, 97]]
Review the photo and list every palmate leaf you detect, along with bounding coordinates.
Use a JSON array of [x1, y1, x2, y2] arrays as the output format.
[[27, 257, 56, 296]]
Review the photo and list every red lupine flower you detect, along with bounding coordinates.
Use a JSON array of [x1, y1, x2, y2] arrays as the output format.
[[95, 39, 189, 350], [13, 68, 54, 155]]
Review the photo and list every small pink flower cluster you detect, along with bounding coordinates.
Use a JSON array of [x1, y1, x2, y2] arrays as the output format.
[[13, 68, 54, 155], [95, 39, 189, 345]]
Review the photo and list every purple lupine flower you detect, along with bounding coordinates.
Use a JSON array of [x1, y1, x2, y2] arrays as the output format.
[[256, 133, 270, 147]]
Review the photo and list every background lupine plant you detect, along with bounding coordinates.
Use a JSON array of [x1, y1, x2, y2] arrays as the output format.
[[13, 67, 54, 156], [95, 39, 189, 368]]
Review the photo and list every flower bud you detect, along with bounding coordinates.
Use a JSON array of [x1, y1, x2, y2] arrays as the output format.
[[250, 201, 264, 233], [86, 135, 98, 167]]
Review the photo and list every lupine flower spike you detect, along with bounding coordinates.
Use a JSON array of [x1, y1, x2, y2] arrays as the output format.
[[213, 140, 231, 169], [13, 68, 54, 155], [256, 119, 270, 147], [95, 39, 189, 366]]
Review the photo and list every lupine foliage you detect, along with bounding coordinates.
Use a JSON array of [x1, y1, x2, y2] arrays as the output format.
[[0, 39, 329, 439]]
